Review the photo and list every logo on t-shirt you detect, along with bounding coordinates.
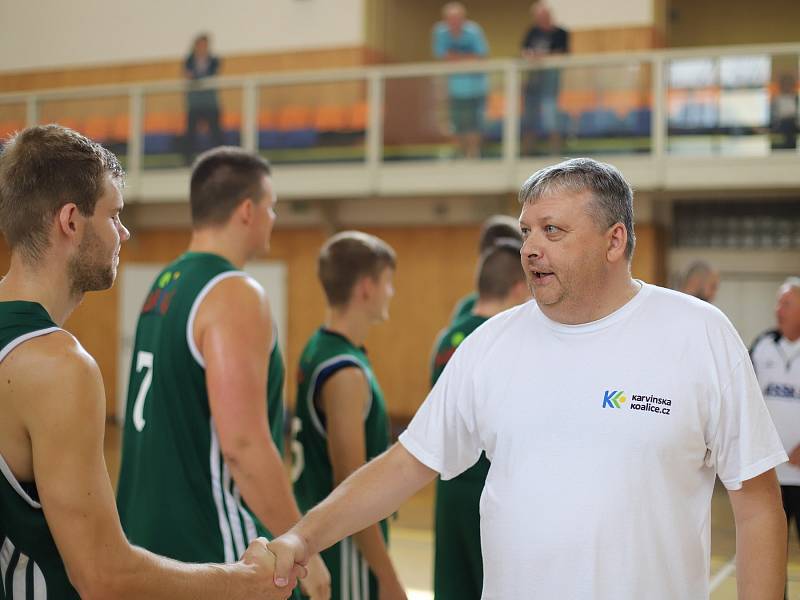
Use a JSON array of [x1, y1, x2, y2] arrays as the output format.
[[603, 390, 672, 415], [765, 383, 800, 400], [602, 390, 627, 408]]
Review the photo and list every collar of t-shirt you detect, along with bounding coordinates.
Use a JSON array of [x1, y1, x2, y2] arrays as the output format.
[[535, 279, 650, 335], [778, 335, 800, 361]]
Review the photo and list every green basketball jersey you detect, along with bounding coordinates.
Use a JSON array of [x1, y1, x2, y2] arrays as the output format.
[[449, 291, 477, 325], [0, 301, 78, 599], [117, 252, 286, 564], [292, 328, 389, 600], [431, 313, 489, 600]]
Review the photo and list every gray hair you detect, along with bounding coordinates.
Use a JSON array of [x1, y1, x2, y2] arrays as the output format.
[[781, 276, 800, 293], [518, 158, 635, 260]]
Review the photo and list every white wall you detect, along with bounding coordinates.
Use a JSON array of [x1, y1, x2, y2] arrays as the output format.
[[0, 0, 365, 73], [551, 0, 653, 29]]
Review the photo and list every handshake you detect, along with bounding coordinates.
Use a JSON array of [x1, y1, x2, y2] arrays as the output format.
[[241, 534, 330, 600]]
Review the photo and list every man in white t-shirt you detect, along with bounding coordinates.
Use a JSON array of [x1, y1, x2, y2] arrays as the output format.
[[751, 277, 800, 596], [269, 158, 788, 599]]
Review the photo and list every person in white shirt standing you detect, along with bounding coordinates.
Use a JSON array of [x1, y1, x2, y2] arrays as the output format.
[[267, 157, 788, 600], [751, 276, 800, 598]]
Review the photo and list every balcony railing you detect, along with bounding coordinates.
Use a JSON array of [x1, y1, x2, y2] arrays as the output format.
[[1, 42, 799, 199]]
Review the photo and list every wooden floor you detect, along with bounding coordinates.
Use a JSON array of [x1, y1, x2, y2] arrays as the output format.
[[104, 423, 800, 598]]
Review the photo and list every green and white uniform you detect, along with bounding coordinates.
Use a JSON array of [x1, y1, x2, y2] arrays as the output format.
[[117, 252, 286, 564], [293, 328, 390, 600], [0, 301, 78, 599], [449, 292, 477, 325], [431, 313, 489, 600]]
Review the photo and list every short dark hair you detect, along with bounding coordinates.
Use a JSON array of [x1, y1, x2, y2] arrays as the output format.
[[190, 147, 271, 227], [478, 214, 522, 252], [318, 231, 397, 307], [0, 124, 124, 262], [519, 158, 635, 260], [477, 238, 525, 300]]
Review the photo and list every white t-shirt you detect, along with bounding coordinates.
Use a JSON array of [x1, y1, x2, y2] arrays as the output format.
[[751, 330, 800, 485], [400, 283, 786, 600]]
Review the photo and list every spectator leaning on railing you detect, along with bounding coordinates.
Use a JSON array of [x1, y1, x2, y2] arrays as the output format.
[[184, 33, 224, 163], [432, 2, 489, 160]]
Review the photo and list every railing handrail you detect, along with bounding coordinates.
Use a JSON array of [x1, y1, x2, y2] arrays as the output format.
[[1, 41, 800, 104]]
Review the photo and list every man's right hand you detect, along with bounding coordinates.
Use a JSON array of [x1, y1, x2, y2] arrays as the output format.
[[299, 553, 331, 600], [242, 537, 299, 599], [268, 531, 311, 588]]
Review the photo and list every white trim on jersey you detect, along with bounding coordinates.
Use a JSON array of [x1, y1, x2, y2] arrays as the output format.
[[305, 354, 373, 439], [361, 552, 369, 600], [349, 538, 360, 600], [0, 537, 12, 594], [186, 271, 248, 368], [0, 538, 47, 600], [210, 421, 236, 563], [339, 537, 369, 600], [0, 453, 41, 510], [222, 463, 247, 558], [340, 538, 349, 600], [13, 552, 28, 599], [0, 326, 61, 365], [234, 487, 259, 544], [0, 327, 62, 511]]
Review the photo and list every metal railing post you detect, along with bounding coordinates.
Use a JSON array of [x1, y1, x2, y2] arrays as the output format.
[[25, 96, 38, 127], [242, 81, 258, 153], [128, 88, 144, 178], [652, 55, 666, 160], [502, 61, 521, 167], [366, 71, 383, 191]]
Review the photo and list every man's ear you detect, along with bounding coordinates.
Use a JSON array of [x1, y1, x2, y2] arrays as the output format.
[[354, 275, 374, 303], [57, 203, 81, 239], [237, 198, 255, 225], [606, 222, 628, 264]]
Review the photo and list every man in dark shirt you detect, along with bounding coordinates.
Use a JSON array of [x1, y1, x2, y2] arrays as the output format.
[[521, 2, 569, 156], [184, 33, 224, 162]]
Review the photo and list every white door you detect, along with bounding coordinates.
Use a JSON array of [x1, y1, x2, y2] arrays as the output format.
[[117, 261, 287, 424]]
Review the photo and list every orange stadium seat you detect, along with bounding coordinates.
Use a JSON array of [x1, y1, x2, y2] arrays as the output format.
[[110, 114, 130, 142], [144, 111, 182, 135], [258, 109, 276, 130], [486, 92, 506, 121], [314, 105, 348, 132], [346, 101, 368, 131], [222, 111, 242, 131], [82, 115, 112, 143], [276, 105, 313, 131]]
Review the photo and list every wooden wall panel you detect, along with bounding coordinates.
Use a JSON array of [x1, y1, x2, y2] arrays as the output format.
[[264, 228, 328, 409], [631, 223, 666, 286], [667, 0, 800, 48], [0, 47, 376, 93], [570, 26, 660, 53], [359, 226, 479, 419]]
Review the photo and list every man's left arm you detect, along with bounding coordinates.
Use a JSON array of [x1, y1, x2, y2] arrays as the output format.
[[728, 469, 786, 600]]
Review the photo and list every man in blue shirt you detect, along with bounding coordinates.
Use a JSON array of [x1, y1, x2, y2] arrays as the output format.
[[432, 3, 489, 159]]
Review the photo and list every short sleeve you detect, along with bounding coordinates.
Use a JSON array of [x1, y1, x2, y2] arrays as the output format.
[[521, 28, 533, 50], [432, 24, 447, 58], [708, 355, 787, 490], [399, 335, 482, 480], [474, 25, 489, 56], [209, 56, 220, 76]]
